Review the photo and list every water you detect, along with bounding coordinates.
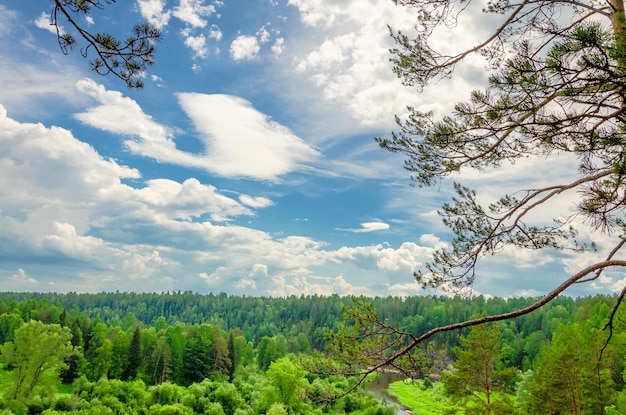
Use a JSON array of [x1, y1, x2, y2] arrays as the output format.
[[366, 371, 413, 414]]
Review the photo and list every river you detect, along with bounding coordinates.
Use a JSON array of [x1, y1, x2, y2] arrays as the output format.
[[366, 371, 413, 415]]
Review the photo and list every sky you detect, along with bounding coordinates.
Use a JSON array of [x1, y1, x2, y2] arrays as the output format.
[[0, 0, 623, 298]]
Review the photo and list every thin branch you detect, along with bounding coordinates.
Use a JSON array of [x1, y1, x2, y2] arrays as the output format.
[[328, 259, 626, 400]]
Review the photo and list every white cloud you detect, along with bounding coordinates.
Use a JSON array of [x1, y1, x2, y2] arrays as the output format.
[[287, 0, 341, 27], [135, 178, 254, 222], [75, 79, 172, 140], [74, 80, 318, 180], [34, 12, 57, 34], [137, 0, 221, 62], [268, 274, 373, 297], [184, 34, 209, 58], [295, 32, 355, 72], [209, 24, 223, 41], [358, 222, 389, 233], [257, 25, 271, 44], [235, 278, 257, 290], [0, 105, 278, 291], [150, 74, 165, 87], [386, 281, 424, 297], [230, 35, 260, 61], [0, 5, 17, 36], [0, 106, 572, 296], [239, 195, 274, 209], [249, 263, 269, 278], [136, 0, 172, 29], [173, 0, 216, 28], [272, 38, 285, 56], [339, 221, 390, 233], [284, 0, 491, 131], [9, 268, 37, 285], [177, 92, 320, 179], [0, 53, 84, 118]]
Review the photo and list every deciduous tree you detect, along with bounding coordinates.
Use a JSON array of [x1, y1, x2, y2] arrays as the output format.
[[0, 320, 73, 406]]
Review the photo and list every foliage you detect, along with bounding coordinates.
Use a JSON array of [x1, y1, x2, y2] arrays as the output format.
[[388, 380, 457, 414], [381, 1, 626, 293], [443, 323, 518, 414], [524, 304, 620, 414], [50, 0, 161, 88], [125, 325, 142, 380], [260, 357, 311, 413], [0, 294, 623, 413], [310, 0, 626, 400], [0, 320, 74, 409]]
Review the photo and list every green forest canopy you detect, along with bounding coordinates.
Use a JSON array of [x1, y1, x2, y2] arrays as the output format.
[[0, 292, 625, 414]]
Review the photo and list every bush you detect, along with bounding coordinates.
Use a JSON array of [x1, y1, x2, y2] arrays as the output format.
[[204, 402, 225, 415], [147, 403, 193, 415], [52, 395, 73, 412], [363, 404, 395, 415], [265, 403, 288, 415], [150, 383, 185, 406], [26, 394, 53, 414]]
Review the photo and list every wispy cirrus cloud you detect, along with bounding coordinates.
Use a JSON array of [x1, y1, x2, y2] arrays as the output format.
[[74, 79, 319, 180]]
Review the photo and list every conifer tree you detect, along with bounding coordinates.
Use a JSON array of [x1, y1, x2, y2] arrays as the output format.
[[443, 323, 517, 414], [50, 0, 161, 88], [125, 325, 142, 380]]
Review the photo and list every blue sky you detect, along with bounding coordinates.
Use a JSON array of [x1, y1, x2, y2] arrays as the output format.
[[0, 0, 622, 298]]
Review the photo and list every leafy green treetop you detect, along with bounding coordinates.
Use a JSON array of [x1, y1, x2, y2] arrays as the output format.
[[51, 0, 161, 88], [0, 320, 74, 409]]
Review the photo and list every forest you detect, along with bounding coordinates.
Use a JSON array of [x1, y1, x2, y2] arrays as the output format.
[[0, 292, 624, 414]]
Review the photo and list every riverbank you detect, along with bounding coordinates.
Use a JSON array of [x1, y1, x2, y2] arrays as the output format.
[[387, 380, 456, 415]]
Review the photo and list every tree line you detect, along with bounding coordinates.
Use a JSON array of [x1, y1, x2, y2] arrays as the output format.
[[0, 292, 625, 413]]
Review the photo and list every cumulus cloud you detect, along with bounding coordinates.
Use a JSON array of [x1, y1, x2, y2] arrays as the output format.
[[136, 0, 172, 29], [209, 24, 223, 40], [287, 0, 341, 27], [268, 274, 373, 297], [235, 278, 257, 290], [249, 263, 269, 277], [9, 268, 37, 285], [137, 0, 219, 59], [0, 105, 570, 296], [184, 34, 209, 59], [230, 35, 260, 61], [135, 178, 256, 222], [272, 38, 285, 56], [34, 12, 56, 34], [173, 0, 216, 27], [256, 25, 271, 44], [0, 104, 281, 291], [285, 0, 491, 129]]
